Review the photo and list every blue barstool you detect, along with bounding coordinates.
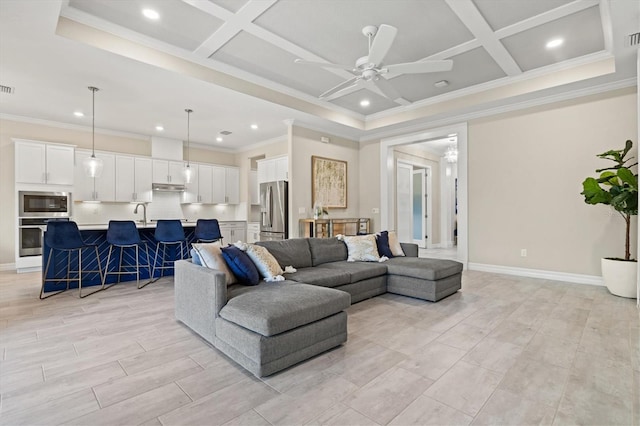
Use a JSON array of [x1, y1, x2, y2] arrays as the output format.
[[194, 219, 223, 243], [150, 220, 186, 284], [40, 221, 104, 299], [102, 221, 151, 290]]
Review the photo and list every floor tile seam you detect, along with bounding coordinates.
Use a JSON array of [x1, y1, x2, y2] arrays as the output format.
[[346, 393, 404, 426], [136, 335, 194, 353]]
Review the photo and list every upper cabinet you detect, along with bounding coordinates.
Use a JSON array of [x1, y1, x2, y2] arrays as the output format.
[[212, 166, 240, 204], [152, 159, 185, 184], [115, 155, 152, 203], [257, 156, 288, 184], [74, 150, 115, 202], [15, 140, 74, 185]]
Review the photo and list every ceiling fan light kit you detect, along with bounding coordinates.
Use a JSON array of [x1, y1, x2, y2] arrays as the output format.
[[296, 24, 453, 103]]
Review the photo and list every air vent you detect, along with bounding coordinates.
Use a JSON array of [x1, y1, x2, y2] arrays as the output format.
[[0, 85, 15, 95], [629, 32, 640, 47], [220, 130, 232, 135]]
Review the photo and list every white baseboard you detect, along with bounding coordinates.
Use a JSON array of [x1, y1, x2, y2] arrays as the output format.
[[0, 263, 16, 272], [467, 263, 604, 286]]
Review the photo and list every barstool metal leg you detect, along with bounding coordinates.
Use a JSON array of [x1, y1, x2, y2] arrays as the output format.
[[79, 246, 105, 298], [40, 248, 68, 299]]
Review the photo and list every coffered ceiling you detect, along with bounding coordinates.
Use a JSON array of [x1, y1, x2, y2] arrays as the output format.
[[0, 0, 638, 149]]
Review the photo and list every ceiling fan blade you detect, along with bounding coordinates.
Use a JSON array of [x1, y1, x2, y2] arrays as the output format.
[[385, 59, 453, 74], [368, 24, 397, 65], [372, 76, 401, 102], [294, 59, 354, 71], [319, 76, 361, 99]]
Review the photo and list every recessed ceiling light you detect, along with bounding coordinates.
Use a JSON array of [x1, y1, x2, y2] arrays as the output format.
[[250, 124, 258, 130], [216, 136, 223, 142], [155, 125, 164, 131], [546, 38, 564, 49], [434, 80, 449, 88], [142, 8, 160, 20], [360, 99, 370, 107], [73, 111, 84, 117], [448, 133, 457, 137]]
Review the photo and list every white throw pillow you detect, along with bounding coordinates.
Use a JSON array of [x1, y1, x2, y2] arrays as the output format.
[[341, 234, 381, 262], [387, 231, 405, 257], [245, 244, 284, 281], [192, 242, 237, 285]]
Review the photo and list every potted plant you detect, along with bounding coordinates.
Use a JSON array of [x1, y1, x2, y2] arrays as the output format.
[[581, 139, 638, 298]]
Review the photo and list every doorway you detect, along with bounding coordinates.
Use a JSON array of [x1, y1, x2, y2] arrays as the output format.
[[397, 162, 432, 248], [381, 123, 467, 265]]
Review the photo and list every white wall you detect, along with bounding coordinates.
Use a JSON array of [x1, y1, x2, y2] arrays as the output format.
[[467, 88, 638, 276]]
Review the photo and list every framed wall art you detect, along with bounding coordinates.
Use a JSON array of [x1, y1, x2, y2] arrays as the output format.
[[311, 156, 347, 209]]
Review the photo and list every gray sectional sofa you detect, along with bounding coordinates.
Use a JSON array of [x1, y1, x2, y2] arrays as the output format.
[[175, 237, 462, 377]]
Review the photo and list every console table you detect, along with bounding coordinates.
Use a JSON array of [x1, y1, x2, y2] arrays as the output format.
[[299, 218, 370, 238]]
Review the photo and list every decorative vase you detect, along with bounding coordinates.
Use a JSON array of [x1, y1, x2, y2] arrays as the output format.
[[601, 258, 638, 299]]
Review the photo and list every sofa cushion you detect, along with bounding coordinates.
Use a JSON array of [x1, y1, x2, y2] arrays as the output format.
[[385, 257, 463, 281], [192, 242, 237, 285], [388, 231, 406, 256], [255, 238, 313, 268], [308, 238, 348, 266], [219, 282, 351, 336], [317, 261, 388, 283], [285, 267, 351, 288], [221, 246, 260, 286], [244, 244, 283, 281]]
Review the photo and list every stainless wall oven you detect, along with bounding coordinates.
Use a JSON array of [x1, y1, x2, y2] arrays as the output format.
[[19, 191, 71, 218], [18, 191, 72, 257]]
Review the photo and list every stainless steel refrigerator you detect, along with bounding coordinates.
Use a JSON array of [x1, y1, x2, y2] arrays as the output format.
[[260, 180, 288, 241]]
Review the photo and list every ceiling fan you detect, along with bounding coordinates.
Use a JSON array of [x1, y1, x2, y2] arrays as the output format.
[[295, 24, 453, 102]]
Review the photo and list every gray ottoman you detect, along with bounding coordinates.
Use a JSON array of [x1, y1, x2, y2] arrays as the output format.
[[214, 281, 350, 377], [385, 258, 463, 302]]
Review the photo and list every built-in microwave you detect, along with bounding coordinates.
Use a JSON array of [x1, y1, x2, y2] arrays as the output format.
[[19, 191, 72, 217]]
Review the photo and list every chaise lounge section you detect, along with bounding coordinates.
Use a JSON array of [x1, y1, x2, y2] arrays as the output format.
[[175, 237, 462, 377]]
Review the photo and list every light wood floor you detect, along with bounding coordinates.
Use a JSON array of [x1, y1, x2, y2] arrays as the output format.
[[1, 269, 638, 425]]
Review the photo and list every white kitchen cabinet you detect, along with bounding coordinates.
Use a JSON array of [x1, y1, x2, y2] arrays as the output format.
[[211, 166, 240, 204], [257, 156, 288, 184], [74, 151, 115, 201], [275, 156, 289, 181], [246, 222, 260, 243], [115, 155, 152, 202], [225, 167, 240, 204], [152, 159, 185, 184], [182, 163, 215, 204], [219, 222, 246, 243], [15, 140, 75, 185], [249, 170, 259, 205], [198, 164, 213, 204]]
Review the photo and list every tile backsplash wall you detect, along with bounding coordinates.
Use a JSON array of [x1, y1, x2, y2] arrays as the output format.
[[73, 192, 239, 225]]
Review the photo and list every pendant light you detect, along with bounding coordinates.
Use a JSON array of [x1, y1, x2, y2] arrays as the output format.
[[183, 108, 193, 184], [82, 86, 104, 178]]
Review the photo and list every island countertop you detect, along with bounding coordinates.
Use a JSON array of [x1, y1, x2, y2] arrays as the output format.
[[75, 219, 246, 231]]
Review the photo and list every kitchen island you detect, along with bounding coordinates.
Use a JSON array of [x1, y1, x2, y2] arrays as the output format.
[[42, 222, 201, 293]]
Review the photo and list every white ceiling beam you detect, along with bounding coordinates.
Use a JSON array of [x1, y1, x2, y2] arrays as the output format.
[[495, 0, 599, 40], [445, 0, 522, 76], [187, 0, 278, 57]]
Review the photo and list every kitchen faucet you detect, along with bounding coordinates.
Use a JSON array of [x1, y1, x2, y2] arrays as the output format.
[[134, 203, 147, 226]]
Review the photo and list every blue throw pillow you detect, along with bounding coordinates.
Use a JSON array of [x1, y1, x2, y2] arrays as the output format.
[[221, 246, 260, 286], [376, 231, 394, 258]]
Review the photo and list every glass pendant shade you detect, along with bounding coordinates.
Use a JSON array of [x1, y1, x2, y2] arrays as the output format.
[[183, 163, 193, 184], [83, 154, 104, 178]]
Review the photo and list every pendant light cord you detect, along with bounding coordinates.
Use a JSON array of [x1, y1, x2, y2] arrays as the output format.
[[88, 86, 99, 158], [185, 108, 192, 166]]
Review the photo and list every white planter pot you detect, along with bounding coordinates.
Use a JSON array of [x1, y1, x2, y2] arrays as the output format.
[[601, 258, 638, 299]]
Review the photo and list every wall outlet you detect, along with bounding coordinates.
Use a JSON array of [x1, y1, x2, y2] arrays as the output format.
[[298, 207, 306, 214], [520, 249, 527, 257], [372, 207, 380, 214]]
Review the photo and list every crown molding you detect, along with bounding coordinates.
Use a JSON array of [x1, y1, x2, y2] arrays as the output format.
[[0, 113, 150, 141], [234, 134, 288, 153], [360, 77, 637, 142]]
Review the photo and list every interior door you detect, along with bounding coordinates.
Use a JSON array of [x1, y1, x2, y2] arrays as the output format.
[[396, 163, 412, 243]]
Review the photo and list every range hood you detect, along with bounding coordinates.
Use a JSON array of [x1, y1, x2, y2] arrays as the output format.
[[152, 183, 185, 192]]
